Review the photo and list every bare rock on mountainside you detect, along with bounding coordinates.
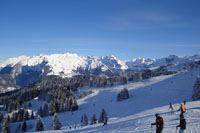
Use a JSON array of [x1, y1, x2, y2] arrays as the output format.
[[0, 74, 19, 93]]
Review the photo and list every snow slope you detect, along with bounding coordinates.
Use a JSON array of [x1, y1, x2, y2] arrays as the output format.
[[9, 66, 200, 132]]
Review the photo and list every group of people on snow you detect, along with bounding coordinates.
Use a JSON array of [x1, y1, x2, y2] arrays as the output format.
[[67, 101, 186, 133], [151, 101, 186, 133]]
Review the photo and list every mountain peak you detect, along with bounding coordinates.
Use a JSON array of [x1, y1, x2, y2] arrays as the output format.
[[167, 55, 179, 59], [38, 53, 48, 56], [0, 53, 199, 78]]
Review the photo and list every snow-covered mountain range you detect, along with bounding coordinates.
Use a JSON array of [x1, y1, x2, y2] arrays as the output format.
[[1, 53, 200, 132], [0, 53, 200, 93], [1, 53, 200, 76]]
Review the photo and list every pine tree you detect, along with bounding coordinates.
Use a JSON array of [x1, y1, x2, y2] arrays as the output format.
[[55, 100, 59, 113], [119, 76, 127, 85], [132, 72, 142, 82], [35, 115, 44, 131], [117, 93, 121, 101], [7, 115, 10, 123], [38, 106, 43, 117], [49, 100, 56, 115], [11, 112, 17, 122], [63, 100, 68, 111], [59, 100, 64, 112], [9, 102, 14, 113], [2, 116, 10, 133], [28, 102, 32, 107], [142, 69, 152, 79], [22, 120, 27, 132], [24, 110, 29, 121], [122, 88, 129, 99], [90, 114, 97, 125], [23, 101, 27, 110], [0, 113, 4, 123], [43, 103, 49, 116], [72, 98, 78, 111], [32, 87, 37, 99], [52, 113, 62, 130], [65, 98, 70, 111], [17, 101, 20, 111], [69, 97, 73, 110], [117, 88, 129, 101], [81, 115, 83, 124], [89, 79, 93, 87], [81, 114, 88, 126], [17, 112, 21, 122], [99, 108, 107, 123], [192, 76, 200, 100], [85, 114, 88, 125], [31, 111, 34, 119]]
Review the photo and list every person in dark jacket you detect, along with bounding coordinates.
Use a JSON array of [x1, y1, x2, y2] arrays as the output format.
[[103, 116, 108, 126], [176, 114, 186, 133], [151, 113, 164, 133], [183, 100, 186, 105]]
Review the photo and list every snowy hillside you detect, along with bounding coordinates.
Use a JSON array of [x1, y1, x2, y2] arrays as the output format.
[[8, 66, 200, 132]]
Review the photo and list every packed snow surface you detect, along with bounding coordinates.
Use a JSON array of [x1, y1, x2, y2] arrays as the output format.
[[9, 67, 200, 132]]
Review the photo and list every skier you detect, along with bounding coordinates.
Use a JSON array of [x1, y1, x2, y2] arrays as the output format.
[[74, 124, 77, 129], [176, 114, 186, 133], [103, 116, 108, 126], [178, 104, 186, 115], [151, 113, 164, 133], [169, 102, 175, 114], [183, 100, 186, 105]]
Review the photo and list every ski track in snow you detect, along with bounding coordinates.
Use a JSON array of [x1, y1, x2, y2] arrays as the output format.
[[9, 68, 200, 133]]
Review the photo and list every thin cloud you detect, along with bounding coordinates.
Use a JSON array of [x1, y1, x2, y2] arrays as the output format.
[[31, 39, 50, 43], [108, 11, 186, 31], [166, 43, 200, 48], [135, 12, 180, 22], [135, 42, 200, 48]]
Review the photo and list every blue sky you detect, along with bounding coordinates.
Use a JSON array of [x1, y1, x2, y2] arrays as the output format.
[[0, 0, 200, 61]]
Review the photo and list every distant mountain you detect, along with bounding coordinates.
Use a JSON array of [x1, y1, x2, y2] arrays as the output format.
[[0, 53, 199, 93]]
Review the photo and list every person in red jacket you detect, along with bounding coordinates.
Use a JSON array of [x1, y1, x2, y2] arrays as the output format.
[[151, 113, 164, 133]]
